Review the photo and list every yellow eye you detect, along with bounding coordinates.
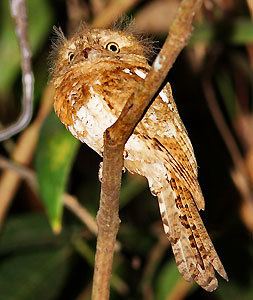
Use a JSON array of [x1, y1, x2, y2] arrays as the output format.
[[105, 42, 120, 53], [68, 52, 74, 62]]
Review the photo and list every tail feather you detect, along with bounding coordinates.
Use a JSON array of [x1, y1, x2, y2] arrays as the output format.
[[186, 194, 228, 280], [158, 177, 228, 292], [158, 186, 196, 282]]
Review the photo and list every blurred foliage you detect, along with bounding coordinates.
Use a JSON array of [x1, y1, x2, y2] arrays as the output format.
[[190, 18, 253, 45], [0, 1, 253, 299], [0, 214, 74, 300], [0, 0, 53, 95], [36, 113, 79, 232]]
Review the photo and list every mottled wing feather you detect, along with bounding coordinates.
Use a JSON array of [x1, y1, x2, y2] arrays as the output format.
[[137, 79, 227, 290], [141, 83, 205, 210]]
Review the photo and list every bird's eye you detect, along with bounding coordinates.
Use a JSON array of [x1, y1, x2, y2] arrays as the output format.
[[105, 42, 120, 53], [68, 52, 74, 62]]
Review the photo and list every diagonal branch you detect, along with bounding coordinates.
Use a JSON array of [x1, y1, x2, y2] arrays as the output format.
[[91, 1, 204, 299], [0, 0, 34, 141]]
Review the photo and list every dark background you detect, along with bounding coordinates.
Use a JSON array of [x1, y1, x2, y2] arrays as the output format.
[[0, 0, 252, 299]]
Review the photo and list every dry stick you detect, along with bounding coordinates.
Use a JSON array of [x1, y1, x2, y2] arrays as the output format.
[[202, 80, 252, 198], [202, 80, 245, 171], [141, 234, 169, 300], [91, 1, 203, 299], [141, 230, 193, 300], [247, 0, 253, 18], [0, 154, 100, 236], [0, 85, 54, 226], [0, 154, 37, 189], [203, 80, 253, 231], [64, 194, 98, 236], [66, 0, 90, 35], [0, 0, 34, 141], [91, 0, 141, 28], [166, 279, 192, 300], [90, 0, 105, 16], [246, 0, 253, 69]]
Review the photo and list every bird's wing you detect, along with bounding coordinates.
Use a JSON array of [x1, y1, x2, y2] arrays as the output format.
[[140, 82, 204, 210], [137, 83, 228, 291]]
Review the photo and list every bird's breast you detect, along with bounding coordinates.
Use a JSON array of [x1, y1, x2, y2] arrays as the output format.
[[54, 64, 150, 156], [68, 85, 117, 155]]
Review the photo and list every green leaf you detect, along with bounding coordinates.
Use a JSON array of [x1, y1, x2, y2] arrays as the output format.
[[0, 214, 72, 300], [155, 261, 181, 300], [0, 0, 53, 94], [155, 261, 195, 300], [0, 213, 69, 255], [0, 247, 71, 300], [36, 113, 80, 232], [217, 277, 253, 300], [231, 19, 253, 44]]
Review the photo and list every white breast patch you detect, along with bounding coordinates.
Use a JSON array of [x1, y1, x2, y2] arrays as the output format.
[[69, 87, 117, 155]]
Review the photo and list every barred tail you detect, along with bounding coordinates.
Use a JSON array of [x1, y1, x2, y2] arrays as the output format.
[[157, 179, 228, 292]]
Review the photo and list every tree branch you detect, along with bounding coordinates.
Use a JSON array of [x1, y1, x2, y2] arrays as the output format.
[[91, 1, 203, 299]]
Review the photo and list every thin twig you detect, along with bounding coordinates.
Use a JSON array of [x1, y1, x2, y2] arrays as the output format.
[[0, 154, 100, 236], [141, 232, 169, 300], [247, 0, 253, 18], [66, 0, 90, 34], [0, 0, 34, 141], [202, 79, 253, 233], [91, 0, 141, 28], [92, 1, 203, 299], [0, 154, 36, 188], [0, 85, 54, 225], [64, 194, 98, 236], [166, 278, 192, 300], [90, 0, 105, 16], [202, 79, 244, 170], [202, 79, 251, 194]]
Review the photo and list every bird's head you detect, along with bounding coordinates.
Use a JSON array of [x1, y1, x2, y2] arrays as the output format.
[[50, 26, 151, 79]]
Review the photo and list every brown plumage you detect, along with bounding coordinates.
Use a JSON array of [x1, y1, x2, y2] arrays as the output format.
[[51, 26, 228, 291]]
